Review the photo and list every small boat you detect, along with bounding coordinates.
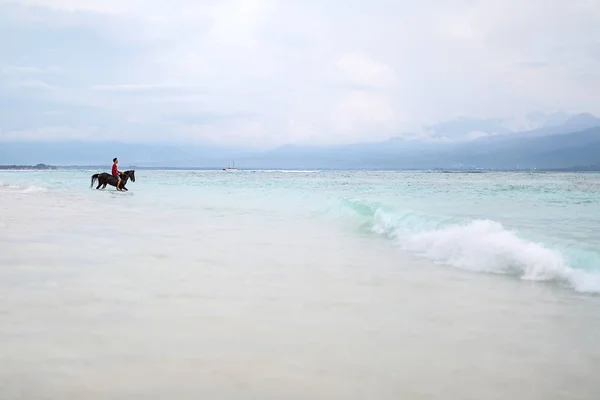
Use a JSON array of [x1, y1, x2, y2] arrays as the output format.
[[223, 160, 238, 171]]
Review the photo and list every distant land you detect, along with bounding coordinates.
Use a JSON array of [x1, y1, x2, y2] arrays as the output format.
[[0, 163, 57, 170], [3, 165, 600, 172], [1, 112, 599, 170]]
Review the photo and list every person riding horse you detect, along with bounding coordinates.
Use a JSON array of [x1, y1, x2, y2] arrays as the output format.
[[90, 159, 136, 191], [112, 157, 122, 190]]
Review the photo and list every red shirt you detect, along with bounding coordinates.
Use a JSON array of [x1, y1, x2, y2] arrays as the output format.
[[112, 164, 118, 176]]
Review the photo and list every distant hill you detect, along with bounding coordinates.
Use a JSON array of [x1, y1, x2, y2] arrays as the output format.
[[440, 126, 600, 169], [0, 163, 57, 170], [236, 125, 600, 170], [1, 115, 599, 170], [474, 113, 600, 143], [424, 116, 510, 139], [416, 112, 599, 141], [0, 141, 253, 168]]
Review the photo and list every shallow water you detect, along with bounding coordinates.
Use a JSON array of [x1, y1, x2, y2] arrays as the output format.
[[1, 170, 600, 399]]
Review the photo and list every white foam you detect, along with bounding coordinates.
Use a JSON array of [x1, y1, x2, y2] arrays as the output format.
[[22, 186, 48, 193], [0, 184, 21, 190], [251, 169, 320, 173], [282, 170, 320, 173], [371, 210, 600, 294], [0, 183, 48, 193]]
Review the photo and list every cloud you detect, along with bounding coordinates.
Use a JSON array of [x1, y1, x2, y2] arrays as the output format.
[[335, 53, 397, 88], [92, 84, 182, 92], [91, 84, 206, 97], [0, 125, 103, 141], [331, 91, 395, 134], [16, 80, 54, 90], [1, 65, 61, 74], [0, 0, 599, 146]]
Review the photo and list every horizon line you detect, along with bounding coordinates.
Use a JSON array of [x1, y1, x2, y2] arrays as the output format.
[[2, 164, 600, 172]]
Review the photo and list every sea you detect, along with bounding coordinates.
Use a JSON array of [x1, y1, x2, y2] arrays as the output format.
[[1, 169, 600, 399]]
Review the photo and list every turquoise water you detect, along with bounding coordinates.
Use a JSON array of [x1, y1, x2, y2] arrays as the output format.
[[3, 169, 600, 293], [2, 169, 600, 398]]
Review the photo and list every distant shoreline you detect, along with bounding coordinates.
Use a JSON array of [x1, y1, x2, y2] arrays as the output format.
[[0, 164, 58, 170], [2, 164, 600, 172]]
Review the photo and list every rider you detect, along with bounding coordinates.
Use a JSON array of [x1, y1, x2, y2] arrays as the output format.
[[112, 157, 122, 190]]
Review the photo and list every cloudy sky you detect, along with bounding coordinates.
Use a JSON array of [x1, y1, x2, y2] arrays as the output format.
[[1, 0, 599, 147]]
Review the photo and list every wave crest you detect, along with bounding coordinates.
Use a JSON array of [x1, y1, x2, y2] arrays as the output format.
[[342, 198, 600, 293]]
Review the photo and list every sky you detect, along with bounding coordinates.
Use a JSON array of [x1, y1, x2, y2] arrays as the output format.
[[1, 0, 599, 147]]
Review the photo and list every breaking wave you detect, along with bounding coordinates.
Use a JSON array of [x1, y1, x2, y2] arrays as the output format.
[[340, 198, 600, 294]]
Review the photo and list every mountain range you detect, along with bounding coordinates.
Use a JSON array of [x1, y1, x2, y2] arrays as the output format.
[[1, 112, 599, 170]]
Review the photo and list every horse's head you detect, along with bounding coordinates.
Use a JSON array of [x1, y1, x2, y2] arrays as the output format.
[[120, 170, 135, 182]]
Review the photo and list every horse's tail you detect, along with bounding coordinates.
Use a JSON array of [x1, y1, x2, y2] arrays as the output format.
[[91, 174, 99, 188]]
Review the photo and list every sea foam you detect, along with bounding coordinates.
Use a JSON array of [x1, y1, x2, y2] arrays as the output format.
[[22, 186, 48, 193], [344, 199, 600, 293], [0, 183, 49, 193]]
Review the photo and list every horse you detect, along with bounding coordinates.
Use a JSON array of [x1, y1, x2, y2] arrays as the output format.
[[91, 170, 136, 191]]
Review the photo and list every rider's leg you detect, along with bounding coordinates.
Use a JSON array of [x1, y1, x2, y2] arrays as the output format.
[[117, 177, 121, 190]]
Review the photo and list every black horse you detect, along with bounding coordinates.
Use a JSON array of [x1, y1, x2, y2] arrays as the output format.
[[91, 170, 136, 191]]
